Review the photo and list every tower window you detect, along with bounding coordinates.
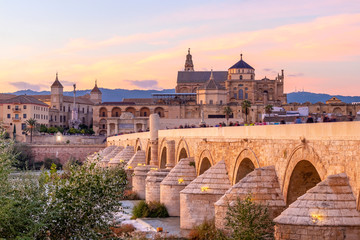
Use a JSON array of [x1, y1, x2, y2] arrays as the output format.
[[238, 89, 244, 100], [240, 75, 243, 80]]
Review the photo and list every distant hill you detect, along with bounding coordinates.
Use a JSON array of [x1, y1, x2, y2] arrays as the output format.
[[287, 92, 360, 104], [7, 88, 176, 102], [6, 89, 360, 104]]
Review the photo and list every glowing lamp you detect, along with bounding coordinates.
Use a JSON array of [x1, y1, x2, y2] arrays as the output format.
[[178, 178, 184, 184]]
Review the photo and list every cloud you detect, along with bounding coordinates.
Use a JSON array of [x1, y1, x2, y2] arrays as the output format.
[[10, 82, 48, 91], [288, 73, 304, 77], [124, 80, 162, 90]]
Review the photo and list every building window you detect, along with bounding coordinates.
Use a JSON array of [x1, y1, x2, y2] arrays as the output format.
[[7, 105, 10, 109], [220, 100, 223, 105], [23, 114, 27, 119], [245, 93, 248, 99], [102, 112, 105, 117], [238, 84, 243, 87], [23, 105, 27, 109], [60, 116, 62, 122], [209, 100, 213, 105], [234, 93, 237, 99], [238, 89, 244, 100], [21, 123, 26, 130], [7, 114, 10, 119], [55, 116, 57, 121], [251, 75, 254, 80], [63, 116, 66, 122], [15, 105, 19, 110], [15, 114, 19, 119], [240, 75, 243, 80]]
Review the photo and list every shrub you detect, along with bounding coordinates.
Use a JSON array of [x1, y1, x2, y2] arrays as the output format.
[[122, 189, 139, 200], [43, 157, 62, 170], [132, 201, 169, 219], [147, 201, 169, 218], [110, 223, 135, 238], [12, 143, 33, 170], [225, 195, 275, 240], [132, 200, 150, 219], [188, 219, 227, 240]]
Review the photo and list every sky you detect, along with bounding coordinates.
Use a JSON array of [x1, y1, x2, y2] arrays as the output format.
[[0, 0, 359, 95]]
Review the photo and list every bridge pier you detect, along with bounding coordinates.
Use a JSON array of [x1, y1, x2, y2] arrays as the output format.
[[214, 166, 286, 230], [179, 160, 231, 229], [149, 114, 160, 166], [108, 146, 135, 167], [99, 146, 123, 167], [274, 173, 360, 240], [165, 140, 176, 169], [160, 157, 197, 216], [145, 168, 170, 202], [125, 150, 146, 189], [133, 165, 152, 200]]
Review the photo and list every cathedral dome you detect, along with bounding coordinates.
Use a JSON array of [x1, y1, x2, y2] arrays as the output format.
[[229, 54, 254, 70]]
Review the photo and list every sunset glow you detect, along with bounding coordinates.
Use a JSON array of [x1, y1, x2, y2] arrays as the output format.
[[0, 1, 359, 95]]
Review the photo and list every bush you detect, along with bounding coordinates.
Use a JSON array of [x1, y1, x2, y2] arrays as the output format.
[[132, 201, 169, 219], [122, 190, 139, 200], [12, 143, 33, 170], [110, 223, 135, 238], [43, 157, 62, 170], [188, 219, 227, 240], [225, 195, 275, 240]]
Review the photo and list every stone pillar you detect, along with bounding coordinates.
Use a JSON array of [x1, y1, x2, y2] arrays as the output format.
[[149, 114, 159, 166], [107, 123, 110, 136], [115, 123, 118, 134], [165, 140, 175, 169]]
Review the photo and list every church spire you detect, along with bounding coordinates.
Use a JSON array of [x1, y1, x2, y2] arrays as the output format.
[[184, 48, 194, 71]]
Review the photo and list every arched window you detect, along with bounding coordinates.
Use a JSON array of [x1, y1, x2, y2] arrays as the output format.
[[209, 100, 213, 105], [251, 75, 254, 80], [240, 75, 243, 80], [238, 89, 244, 100], [245, 93, 248, 99]]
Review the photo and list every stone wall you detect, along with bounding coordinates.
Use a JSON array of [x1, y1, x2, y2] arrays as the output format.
[[29, 144, 105, 165], [108, 122, 360, 207], [26, 135, 106, 145]]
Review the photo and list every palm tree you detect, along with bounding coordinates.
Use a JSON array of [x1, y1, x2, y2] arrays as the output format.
[[25, 118, 37, 143], [241, 100, 252, 123], [265, 104, 273, 117], [223, 106, 233, 125]]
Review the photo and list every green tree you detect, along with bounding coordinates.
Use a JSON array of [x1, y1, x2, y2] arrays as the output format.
[[265, 104, 273, 117], [241, 100, 252, 123], [225, 195, 275, 240], [39, 124, 48, 133], [47, 126, 58, 134], [25, 118, 37, 143], [223, 106, 233, 125]]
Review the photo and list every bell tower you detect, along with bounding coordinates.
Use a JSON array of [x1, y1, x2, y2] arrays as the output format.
[[90, 80, 102, 104], [184, 48, 194, 71], [50, 72, 63, 110]]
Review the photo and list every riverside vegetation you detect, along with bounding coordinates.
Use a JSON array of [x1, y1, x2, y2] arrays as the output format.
[[0, 127, 128, 239]]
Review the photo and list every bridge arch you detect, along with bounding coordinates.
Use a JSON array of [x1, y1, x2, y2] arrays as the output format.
[[158, 138, 167, 169], [282, 145, 326, 205], [232, 148, 260, 184], [145, 140, 151, 165], [198, 149, 214, 175], [176, 138, 190, 163], [135, 138, 143, 152]]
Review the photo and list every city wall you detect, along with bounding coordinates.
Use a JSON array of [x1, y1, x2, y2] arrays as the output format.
[[26, 135, 106, 145], [29, 144, 105, 164]]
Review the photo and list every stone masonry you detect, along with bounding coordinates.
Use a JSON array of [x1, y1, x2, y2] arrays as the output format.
[[160, 157, 197, 216], [274, 173, 360, 240], [215, 166, 286, 230], [180, 160, 231, 229]]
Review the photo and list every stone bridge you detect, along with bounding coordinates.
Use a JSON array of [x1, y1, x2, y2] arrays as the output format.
[[107, 115, 360, 239]]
